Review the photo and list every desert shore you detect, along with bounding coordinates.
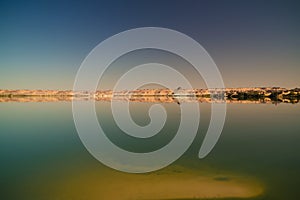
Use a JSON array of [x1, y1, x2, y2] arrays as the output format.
[[0, 87, 299, 104]]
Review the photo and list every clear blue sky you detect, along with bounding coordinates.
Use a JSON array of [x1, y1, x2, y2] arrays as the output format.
[[0, 0, 299, 89]]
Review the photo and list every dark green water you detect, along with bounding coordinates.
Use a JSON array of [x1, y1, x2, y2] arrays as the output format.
[[0, 102, 299, 199]]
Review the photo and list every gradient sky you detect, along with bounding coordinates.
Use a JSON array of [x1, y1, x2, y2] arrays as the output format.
[[0, 0, 299, 89]]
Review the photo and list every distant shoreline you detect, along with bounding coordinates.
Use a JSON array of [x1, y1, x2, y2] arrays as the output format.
[[0, 87, 299, 104]]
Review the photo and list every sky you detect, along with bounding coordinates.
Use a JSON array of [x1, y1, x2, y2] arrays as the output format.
[[0, 0, 299, 89]]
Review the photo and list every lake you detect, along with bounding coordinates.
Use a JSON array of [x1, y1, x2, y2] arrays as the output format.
[[0, 100, 299, 199]]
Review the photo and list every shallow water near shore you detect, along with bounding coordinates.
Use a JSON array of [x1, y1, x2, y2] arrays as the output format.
[[0, 101, 299, 199]]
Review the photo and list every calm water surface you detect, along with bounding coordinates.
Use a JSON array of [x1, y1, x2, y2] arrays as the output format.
[[0, 102, 299, 199]]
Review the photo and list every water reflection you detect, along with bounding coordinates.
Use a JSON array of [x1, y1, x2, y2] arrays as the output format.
[[0, 101, 299, 199], [0, 95, 299, 104]]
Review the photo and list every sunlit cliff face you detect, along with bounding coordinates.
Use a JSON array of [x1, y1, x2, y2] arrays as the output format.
[[0, 88, 299, 104]]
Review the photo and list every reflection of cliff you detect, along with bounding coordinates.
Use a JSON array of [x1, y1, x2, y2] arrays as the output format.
[[0, 88, 299, 104], [0, 95, 299, 104], [0, 96, 91, 103]]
